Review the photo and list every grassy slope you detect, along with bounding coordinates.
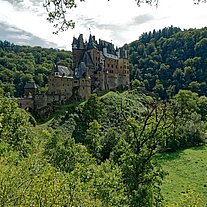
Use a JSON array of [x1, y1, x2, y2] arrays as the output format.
[[158, 145, 207, 204]]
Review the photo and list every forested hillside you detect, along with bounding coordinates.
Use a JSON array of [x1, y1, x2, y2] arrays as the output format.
[[0, 41, 72, 97], [2, 26, 207, 99], [128, 26, 207, 98], [0, 89, 206, 206], [1, 26, 207, 206]]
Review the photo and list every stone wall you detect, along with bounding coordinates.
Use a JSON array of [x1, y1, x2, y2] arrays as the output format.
[[34, 94, 48, 110], [18, 98, 34, 111]]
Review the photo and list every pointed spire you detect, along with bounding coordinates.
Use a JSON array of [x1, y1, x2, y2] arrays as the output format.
[[87, 34, 97, 49], [72, 36, 78, 48], [77, 34, 85, 49]]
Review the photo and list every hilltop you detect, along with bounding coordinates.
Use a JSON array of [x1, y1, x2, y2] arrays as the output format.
[[127, 26, 207, 98]]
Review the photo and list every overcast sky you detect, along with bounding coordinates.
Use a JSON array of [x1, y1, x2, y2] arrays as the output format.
[[0, 0, 207, 50]]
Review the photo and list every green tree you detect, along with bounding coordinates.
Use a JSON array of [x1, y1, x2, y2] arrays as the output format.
[[44, 129, 92, 173], [0, 97, 33, 156]]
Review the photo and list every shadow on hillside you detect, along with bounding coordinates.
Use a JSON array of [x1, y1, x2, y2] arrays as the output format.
[[156, 149, 185, 162], [190, 144, 206, 151], [156, 144, 207, 162]]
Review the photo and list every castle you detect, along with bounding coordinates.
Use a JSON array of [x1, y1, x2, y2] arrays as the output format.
[[19, 34, 130, 112]]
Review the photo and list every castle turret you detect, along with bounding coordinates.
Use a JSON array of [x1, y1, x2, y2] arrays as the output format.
[[72, 37, 78, 49], [87, 34, 97, 50], [72, 34, 86, 69], [77, 34, 85, 49], [118, 47, 130, 87]]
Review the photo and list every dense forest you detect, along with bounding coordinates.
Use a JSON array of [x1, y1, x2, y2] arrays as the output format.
[[0, 41, 72, 97], [1, 26, 207, 206], [128, 26, 207, 98]]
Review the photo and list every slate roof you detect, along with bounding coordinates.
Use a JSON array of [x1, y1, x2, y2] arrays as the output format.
[[82, 52, 95, 68], [99, 39, 116, 55], [75, 62, 87, 78], [54, 65, 72, 77], [72, 37, 78, 47], [87, 34, 97, 49]]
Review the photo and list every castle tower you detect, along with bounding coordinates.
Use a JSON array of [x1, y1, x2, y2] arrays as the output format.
[[118, 47, 130, 87], [72, 34, 86, 69], [72, 33, 129, 92], [86, 34, 99, 71]]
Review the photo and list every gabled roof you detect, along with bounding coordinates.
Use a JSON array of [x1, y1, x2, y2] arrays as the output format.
[[53, 65, 72, 77]]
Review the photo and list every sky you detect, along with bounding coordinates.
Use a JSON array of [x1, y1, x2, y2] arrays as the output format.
[[0, 0, 207, 51]]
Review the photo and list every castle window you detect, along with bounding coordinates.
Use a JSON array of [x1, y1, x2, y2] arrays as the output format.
[[108, 64, 110, 67], [112, 65, 113, 68], [65, 89, 66, 92], [74, 81, 78, 83], [83, 87, 85, 89]]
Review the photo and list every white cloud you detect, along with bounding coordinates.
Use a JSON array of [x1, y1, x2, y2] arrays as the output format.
[[7, 34, 31, 40], [0, 0, 207, 50]]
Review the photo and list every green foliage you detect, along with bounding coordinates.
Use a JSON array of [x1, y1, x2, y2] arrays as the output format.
[[49, 91, 170, 206], [128, 26, 207, 98], [85, 120, 103, 161], [1, 87, 207, 206], [44, 129, 93, 173], [0, 41, 72, 97], [163, 90, 207, 150], [0, 97, 33, 156]]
